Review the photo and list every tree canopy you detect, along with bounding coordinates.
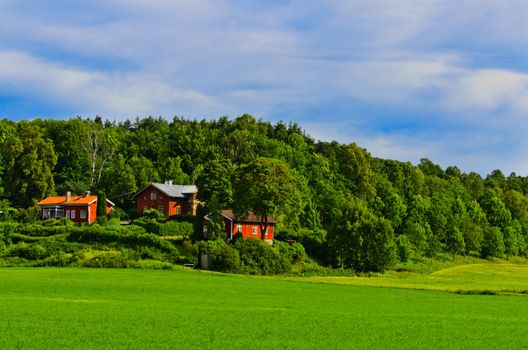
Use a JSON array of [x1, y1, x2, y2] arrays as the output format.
[[1, 115, 528, 271]]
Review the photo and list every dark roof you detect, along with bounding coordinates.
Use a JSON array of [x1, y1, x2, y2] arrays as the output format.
[[220, 210, 277, 224], [134, 183, 197, 198]]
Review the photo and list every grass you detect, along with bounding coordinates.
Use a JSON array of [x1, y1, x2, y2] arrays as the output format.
[[287, 259, 528, 295], [1, 265, 528, 349]]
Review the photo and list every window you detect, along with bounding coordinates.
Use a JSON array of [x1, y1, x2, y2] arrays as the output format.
[[203, 225, 208, 234], [150, 192, 157, 200], [237, 224, 242, 232], [80, 210, 87, 219], [65, 210, 70, 219], [158, 206, 164, 213], [176, 207, 181, 215], [71, 210, 76, 219], [252, 226, 258, 235], [56, 209, 64, 218]]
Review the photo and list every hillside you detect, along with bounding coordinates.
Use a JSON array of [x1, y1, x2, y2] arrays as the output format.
[[1, 115, 528, 271]]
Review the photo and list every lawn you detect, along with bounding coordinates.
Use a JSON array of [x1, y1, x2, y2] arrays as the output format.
[[1, 266, 527, 349]]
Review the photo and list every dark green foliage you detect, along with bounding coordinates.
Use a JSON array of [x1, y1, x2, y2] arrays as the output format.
[[328, 198, 396, 272], [68, 225, 178, 256], [481, 227, 505, 258], [96, 191, 107, 220], [133, 213, 193, 237], [234, 157, 300, 239], [2, 116, 528, 271], [396, 235, 413, 262], [234, 238, 291, 275], [446, 227, 465, 260]]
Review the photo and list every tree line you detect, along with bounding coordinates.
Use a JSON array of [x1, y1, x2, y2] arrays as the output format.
[[1, 115, 528, 272]]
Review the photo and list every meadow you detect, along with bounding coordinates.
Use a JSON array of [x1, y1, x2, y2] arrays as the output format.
[[1, 266, 528, 349]]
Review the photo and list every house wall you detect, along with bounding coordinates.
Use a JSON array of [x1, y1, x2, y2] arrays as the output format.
[[136, 186, 192, 217], [41, 201, 110, 224], [63, 203, 97, 224], [224, 219, 275, 241]]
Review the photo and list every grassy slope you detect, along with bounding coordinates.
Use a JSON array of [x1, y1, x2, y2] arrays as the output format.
[[1, 266, 528, 349], [287, 263, 528, 294]]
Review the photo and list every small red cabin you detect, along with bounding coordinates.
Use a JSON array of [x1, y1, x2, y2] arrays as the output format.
[[134, 181, 198, 217], [205, 210, 276, 244], [38, 192, 114, 224]]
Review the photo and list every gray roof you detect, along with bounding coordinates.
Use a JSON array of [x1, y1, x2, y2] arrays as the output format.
[[135, 183, 197, 198], [151, 184, 197, 198]]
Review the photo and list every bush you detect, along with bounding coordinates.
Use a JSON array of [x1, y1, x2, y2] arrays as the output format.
[[396, 235, 413, 262], [180, 240, 199, 265], [17, 224, 70, 237], [235, 238, 291, 275], [481, 226, 505, 258], [68, 225, 179, 258], [96, 216, 108, 226], [168, 214, 195, 222], [210, 244, 241, 273], [9, 243, 49, 260], [139, 208, 165, 222], [79, 250, 140, 268], [160, 221, 193, 237]]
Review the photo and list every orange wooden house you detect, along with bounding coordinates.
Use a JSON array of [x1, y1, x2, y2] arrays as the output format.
[[38, 191, 114, 224], [133, 181, 198, 217], [204, 210, 276, 243]]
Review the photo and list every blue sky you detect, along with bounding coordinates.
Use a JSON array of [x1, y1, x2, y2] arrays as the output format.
[[1, 1, 528, 175]]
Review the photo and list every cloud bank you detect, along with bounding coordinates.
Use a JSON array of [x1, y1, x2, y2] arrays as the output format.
[[0, 1, 527, 175]]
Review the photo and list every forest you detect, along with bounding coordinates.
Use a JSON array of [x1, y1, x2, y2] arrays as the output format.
[[1, 115, 528, 273]]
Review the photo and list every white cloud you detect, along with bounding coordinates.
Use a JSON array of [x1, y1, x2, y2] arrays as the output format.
[[444, 69, 528, 114], [0, 50, 220, 118]]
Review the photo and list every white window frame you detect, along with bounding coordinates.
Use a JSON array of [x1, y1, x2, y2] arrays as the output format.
[[252, 226, 258, 235], [71, 210, 76, 219], [80, 210, 87, 219], [203, 224, 208, 234], [65, 210, 70, 219], [237, 224, 243, 232], [176, 207, 181, 215], [150, 192, 157, 200]]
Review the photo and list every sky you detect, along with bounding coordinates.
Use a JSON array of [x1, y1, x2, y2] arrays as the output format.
[[1, 1, 528, 176]]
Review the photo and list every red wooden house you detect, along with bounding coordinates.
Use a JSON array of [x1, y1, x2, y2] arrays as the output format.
[[205, 210, 276, 244], [134, 181, 198, 217], [38, 191, 114, 224]]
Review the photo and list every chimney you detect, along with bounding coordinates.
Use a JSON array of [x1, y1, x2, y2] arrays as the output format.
[[85, 191, 91, 197], [165, 180, 173, 186], [66, 191, 71, 202]]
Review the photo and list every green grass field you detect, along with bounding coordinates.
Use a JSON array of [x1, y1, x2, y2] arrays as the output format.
[[1, 265, 528, 349]]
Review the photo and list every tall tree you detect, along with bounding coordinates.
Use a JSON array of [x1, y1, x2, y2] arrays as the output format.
[[2, 122, 57, 206], [77, 118, 117, 190], [328, 198, 396, 272], [234, 157, 299, 239], [196, 157, 234, 209]]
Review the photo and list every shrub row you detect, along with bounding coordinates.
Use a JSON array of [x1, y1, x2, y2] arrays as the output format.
[[68, 225, 179, 256], [132, 220, 193, 237], [197, 238, 308, 275]]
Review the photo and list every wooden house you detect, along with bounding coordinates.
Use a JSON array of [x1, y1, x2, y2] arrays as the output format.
[[134, 181, 198, 217], [205, 209, 276, 244], [38, 191, 114, 224]]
